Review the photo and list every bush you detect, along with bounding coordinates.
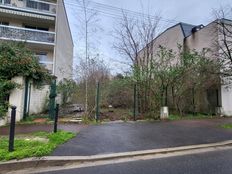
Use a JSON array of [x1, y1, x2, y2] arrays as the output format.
[[0, 105, 7, 118], [105, 77, 133, 108], [57, 79, 77, 106], [144, 110, 160, 120]]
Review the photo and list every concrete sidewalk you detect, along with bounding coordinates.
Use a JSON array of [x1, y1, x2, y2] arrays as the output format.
[[2, 140, 232, 174], [0, 123, 87, 135], [51, 118, 232, 156]]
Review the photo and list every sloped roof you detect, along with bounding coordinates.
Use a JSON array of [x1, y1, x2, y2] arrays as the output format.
[[153, 22, 196, 41], [179, 23, 196, 38]]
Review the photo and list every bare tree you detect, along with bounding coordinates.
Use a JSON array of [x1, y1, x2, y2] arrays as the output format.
[[74, 55, 110, 117], [75, 0, 100, 113], [114, 12, 161, 113], [213, 7, 232, 77]]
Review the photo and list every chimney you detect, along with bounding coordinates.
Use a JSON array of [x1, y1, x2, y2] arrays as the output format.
[[192, 24, 204, 33]]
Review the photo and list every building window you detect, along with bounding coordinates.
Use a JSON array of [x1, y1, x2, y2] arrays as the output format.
[[0, 0, 11, 4], [39, 2, 49, 11], [26, 0, 37, 9], [0, 21, 9, 25], [36, 53, 53, 73], [37, 53, 49, 62], [24, 25, 49, 31], [26, 0, 50, 11]]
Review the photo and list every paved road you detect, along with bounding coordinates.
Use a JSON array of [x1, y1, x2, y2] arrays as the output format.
[[52, 118, 232, 156], [41, 148, 232, 174]]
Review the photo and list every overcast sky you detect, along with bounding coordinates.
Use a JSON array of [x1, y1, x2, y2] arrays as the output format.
[[65, 0, 232, 74]]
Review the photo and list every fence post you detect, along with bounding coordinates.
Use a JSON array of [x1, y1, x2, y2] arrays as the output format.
[[23, 77, 29, 120], [49, 78, 57, 120], [95, 81, 100, 122], [133, 84, 137, 121], [54, 104, 59, 133], [192, 87, 195, 115], [9, 106, 17, 152]]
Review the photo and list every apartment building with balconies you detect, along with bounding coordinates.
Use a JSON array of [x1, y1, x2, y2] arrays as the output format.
[[0, 0, 73, 120]]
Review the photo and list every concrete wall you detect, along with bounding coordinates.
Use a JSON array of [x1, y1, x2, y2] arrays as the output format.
[[0, 117, 7, 126], [3, 77, 50, 123], [54, 0, 73, 82], [8, 77, 25, 121], [29, 85, 50, 114], [138, 24, 184, 68], [221, 84, 232, 116], [6, 77, 50, 119], [185, 22, 218, 59], [152, 24, 185, 53]]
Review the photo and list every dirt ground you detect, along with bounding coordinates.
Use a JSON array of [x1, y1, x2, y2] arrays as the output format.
[[99, 108, 144, 121]]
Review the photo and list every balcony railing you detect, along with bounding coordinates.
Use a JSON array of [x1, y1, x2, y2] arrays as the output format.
[[0, 0, 56, 15], [0, 25, 55, 44]]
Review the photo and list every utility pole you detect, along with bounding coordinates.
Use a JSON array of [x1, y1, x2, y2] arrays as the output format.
[[83, 0, 88, 114]]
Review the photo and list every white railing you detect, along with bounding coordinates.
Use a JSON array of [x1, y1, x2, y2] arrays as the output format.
[[0, 0, 56, 14], [0, 25, 55, 44]]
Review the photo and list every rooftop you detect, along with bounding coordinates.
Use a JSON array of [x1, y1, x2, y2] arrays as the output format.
[[179, 22, 196, 37]]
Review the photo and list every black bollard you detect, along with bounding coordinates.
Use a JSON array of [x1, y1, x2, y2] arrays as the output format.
[[9, 106, 17, 152], [54, 104, 59, 133]]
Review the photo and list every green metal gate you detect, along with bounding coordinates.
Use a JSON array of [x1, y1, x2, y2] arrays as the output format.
[[49, 78, 57, 120]]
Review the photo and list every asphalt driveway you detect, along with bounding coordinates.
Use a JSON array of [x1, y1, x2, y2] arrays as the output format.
[[52, 118, 232, 156]]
